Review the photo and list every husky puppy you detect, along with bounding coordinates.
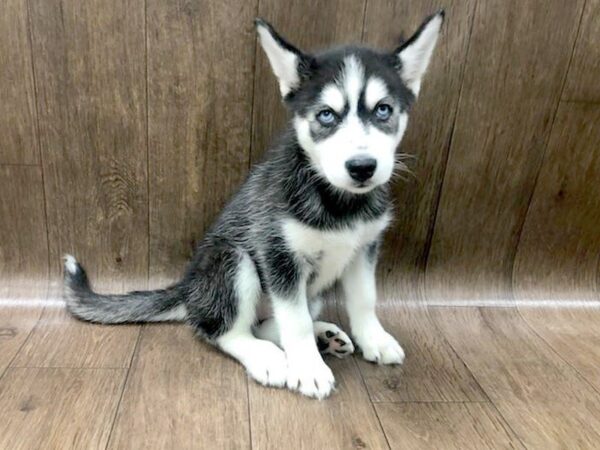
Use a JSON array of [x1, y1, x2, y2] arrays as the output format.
[[64, 12, 444, 399]]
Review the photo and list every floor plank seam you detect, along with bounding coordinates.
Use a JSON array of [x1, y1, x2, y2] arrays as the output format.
[[0, 162, 42, 167], [351, 355, 393, 450], [428, 306, 528, 449], [333, 295, 392, 450], [426, 303, 515, 309], [428, 302, 600, 308], [372, 399, 490, 405], [442, 349, 526, 449], [561, 98, 600, 106], [103, 324, 144, 450], [1, 306, 46, 381], [369, 396, 393, 450], [516, 306, 600, 398], [9, 365, 132, 370], [423, 305, 490, 403]]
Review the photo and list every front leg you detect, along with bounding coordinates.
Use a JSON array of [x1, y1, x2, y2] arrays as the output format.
[[265, 244, 335, 399], [342, 244, 405, 364], [272, 292, 335, 398]]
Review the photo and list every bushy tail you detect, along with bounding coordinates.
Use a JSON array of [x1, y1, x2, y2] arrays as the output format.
[[63, 255, 187, 324]]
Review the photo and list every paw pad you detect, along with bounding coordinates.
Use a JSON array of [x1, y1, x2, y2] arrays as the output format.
[[317, 328, 355, 359]]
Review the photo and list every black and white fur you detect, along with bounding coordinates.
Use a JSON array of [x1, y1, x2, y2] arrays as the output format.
[[64, 12, 444, 399]]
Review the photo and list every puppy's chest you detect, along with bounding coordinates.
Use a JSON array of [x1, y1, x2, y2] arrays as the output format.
[[281, 214, 390, 295]]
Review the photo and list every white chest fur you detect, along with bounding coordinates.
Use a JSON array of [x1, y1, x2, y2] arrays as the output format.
[[281, 213, 391, 297]]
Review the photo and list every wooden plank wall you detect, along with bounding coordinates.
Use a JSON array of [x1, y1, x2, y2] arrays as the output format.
[[1, 0, 598, 304], [147, 0, 258, 284]]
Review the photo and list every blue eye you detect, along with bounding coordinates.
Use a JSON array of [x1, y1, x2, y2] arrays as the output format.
[[374, 104, 393, 120], [316, 109, 336, 126]]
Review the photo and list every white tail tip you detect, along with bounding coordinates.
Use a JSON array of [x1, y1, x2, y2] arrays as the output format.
[[63, 254, 79, 274]]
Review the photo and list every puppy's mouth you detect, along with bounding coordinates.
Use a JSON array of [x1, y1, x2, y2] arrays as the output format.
[[347, 181, 376, 194]]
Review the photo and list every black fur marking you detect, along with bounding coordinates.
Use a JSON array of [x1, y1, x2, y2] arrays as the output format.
[[183, 243, 241, 339], [277, 140, 390, 228], [247, 248, 268, 292], [287, 47, 415, 118], [263, 234, 302, 298], [291, 47, 413, 147], [309, 104, 350, 142], [317, 336, 329, 352], [357, 91, 401, 135], [309, 119, 340, 142]]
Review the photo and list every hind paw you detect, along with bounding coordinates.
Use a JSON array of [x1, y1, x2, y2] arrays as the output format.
[[314, 321, 355, 359]]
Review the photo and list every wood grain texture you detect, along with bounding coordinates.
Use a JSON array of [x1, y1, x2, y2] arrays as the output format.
[[426, 0, 586, 302], [4, 305, 600, 447], [355, 314, 485, 402], [108, 325, 250, 449], [513, 103, 600, 299], [0, 0, 39, 164], [147, 0, 258, 283], [248, 299, 388, 449], [12, 302, 140, 368], [29, 0, 148, 287], [0, 307, 42, 375], [376, 402, 522, 449], [346, 286, 485, 402], [0, 367, 126, 450], [0, 166, 48, 297], [249, 356, 389, 450], [519, 308, 600, 393], [250, 0, 366, 164], [563, 0, 600, 102], [363, 0, 476, 301], [432, 307, 600, 447]]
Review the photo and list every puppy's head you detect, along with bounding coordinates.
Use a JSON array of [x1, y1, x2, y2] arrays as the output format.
[[256, 12, 444, 194]]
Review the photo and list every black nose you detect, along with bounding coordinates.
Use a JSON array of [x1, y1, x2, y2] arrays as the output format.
[[345, 157, 377, 183]]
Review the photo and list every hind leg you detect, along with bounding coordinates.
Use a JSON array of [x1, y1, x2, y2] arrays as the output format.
[[314, 322, 354, 358], [309, 298, 354, 358], [191, 249, 287, 388]]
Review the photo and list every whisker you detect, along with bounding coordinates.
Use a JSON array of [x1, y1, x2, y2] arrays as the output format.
[[392, 160, 417, 180], [396, 152, 418, 161]]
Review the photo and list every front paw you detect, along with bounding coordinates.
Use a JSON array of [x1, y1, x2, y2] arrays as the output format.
[[354, 327, 405, 365], [286, 346, 335, 399]]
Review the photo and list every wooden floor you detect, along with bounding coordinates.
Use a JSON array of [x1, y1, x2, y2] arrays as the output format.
[[2, 293, 600, 449]]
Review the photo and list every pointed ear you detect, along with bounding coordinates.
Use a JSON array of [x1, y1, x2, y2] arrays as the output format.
[[255, 19, 309, 97], [394, 10, 444, 95]]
